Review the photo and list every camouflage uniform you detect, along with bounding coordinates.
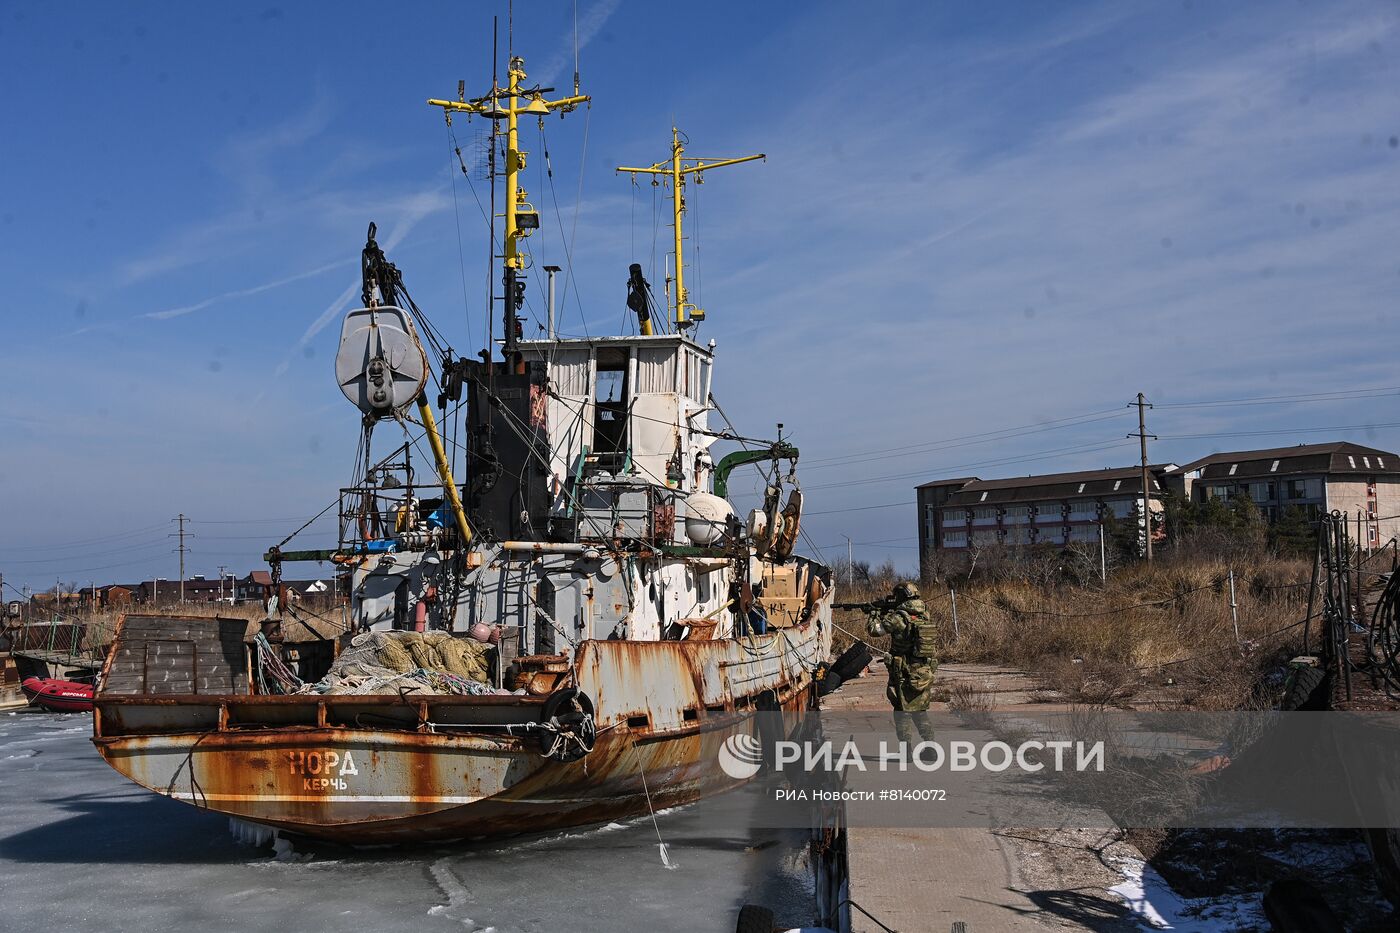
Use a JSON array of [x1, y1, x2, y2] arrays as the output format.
[[868, 582, 940, 744]]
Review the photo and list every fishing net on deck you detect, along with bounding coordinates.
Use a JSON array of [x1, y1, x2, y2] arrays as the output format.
[[303, 631, 506, 696]]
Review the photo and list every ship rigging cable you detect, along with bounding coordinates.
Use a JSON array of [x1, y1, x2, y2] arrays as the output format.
[[445, 134, 474, 334], [540, 117, 593, 338]]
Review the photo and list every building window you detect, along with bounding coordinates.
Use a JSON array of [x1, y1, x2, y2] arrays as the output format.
[[1004, 506, 1029, 523], [1286, 478, 1322, 500], [1069, 500, 1096, 518], [942, 530, 967, 548]]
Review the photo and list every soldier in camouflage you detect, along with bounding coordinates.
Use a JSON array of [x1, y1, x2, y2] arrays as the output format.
[[867, 581, 940, 744]]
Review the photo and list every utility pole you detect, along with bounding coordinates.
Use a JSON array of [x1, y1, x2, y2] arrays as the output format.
[[1129, 393, 1157, 561], [218, 565, 228, 604], [1098, 519, 1107, 582], [841, 535, 854, 586], [171, 514, 190, 603]]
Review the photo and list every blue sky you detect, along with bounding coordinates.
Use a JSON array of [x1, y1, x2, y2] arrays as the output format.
[[3, 0, 1399, 591]]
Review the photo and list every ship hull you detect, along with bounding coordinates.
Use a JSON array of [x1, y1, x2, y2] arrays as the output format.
[[93, 625, 826, 842]]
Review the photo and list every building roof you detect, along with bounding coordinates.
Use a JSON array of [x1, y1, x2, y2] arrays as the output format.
[[1173, 442, 1400, 482], [915, 476, 979, 491], [942, 465, 1172, 508], [284, 579, 334, 596]]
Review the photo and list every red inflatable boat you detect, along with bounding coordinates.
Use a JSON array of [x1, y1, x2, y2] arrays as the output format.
[[20, 677, 94, 713]]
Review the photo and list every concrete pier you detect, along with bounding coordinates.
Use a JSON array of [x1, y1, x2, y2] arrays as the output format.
[[823, 661, 1082, 932]]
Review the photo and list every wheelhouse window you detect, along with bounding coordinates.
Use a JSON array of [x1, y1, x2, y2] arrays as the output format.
[[593, 348, 629, 467]]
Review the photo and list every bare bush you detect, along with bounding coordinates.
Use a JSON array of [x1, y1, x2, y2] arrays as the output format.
[[946, 680, 994, 714]]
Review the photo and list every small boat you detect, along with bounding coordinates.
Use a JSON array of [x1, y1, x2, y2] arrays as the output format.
[[21, 676, 94, 713]]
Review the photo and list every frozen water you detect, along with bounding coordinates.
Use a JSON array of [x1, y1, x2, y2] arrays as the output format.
[[0, 710, 815, 932]]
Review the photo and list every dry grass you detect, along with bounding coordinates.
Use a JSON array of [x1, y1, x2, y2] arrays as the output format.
[[945, 680, 995, 714], [831, 552, 1311, 711]]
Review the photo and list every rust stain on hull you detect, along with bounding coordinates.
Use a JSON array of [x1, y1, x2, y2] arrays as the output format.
[[94, 620, 828, 843]]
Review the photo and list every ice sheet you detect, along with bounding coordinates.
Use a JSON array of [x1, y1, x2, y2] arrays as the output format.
[[0, 710, 815, 932]]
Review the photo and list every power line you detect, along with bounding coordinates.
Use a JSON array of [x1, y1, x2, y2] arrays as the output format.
[[800, 410, 1134, 472], [800, 406, 1131, 467], [804, 438, 1133, 491], [191, 516, 335, 525], [1156, 386, 1400, 410], [1160, 421, 1400, 441], [0, 522, 172, 553], [0, 539, 174, 565], [799, 386, 1400, 473], [807, 501, 908, 516]]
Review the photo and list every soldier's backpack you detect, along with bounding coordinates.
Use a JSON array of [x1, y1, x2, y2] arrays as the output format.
[[905, 600, 939, 659]]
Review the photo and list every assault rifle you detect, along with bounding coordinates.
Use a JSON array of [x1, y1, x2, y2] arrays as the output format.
[[833, 597, 899, 614]]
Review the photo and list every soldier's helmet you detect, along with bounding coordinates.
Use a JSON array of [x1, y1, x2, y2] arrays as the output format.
[[894, 581, 920, 601]]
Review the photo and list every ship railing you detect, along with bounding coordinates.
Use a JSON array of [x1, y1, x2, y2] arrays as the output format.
[[93, 691, 549, 739], [9, 619, 106, 669], [335, 479, 457, 552]]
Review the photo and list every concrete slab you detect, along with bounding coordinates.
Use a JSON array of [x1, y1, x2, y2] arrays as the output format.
[[823, 661, 1130, 932]]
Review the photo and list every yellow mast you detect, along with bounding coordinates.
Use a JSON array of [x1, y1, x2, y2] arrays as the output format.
[[429, 58, 588, 351], [617, 129, 764, 329], [420, 55, 584, 549]]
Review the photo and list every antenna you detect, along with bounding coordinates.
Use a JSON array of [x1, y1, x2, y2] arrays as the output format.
[[617, 130, 764, 329], [489, 16, 499, 362], [428, 27, 591, 366]]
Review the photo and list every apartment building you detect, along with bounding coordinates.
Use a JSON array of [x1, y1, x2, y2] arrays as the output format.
[[1165, 441, 1400, 548], [916, 466, 1171, 555]]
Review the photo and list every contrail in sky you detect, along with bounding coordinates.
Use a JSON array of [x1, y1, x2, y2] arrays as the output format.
[[142, 260, 352, 321]]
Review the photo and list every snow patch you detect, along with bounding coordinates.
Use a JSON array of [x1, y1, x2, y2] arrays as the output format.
[[1107, 855, 1265, 930]]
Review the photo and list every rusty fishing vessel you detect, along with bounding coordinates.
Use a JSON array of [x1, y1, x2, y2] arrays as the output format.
[[91, 45, 832, 843]]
